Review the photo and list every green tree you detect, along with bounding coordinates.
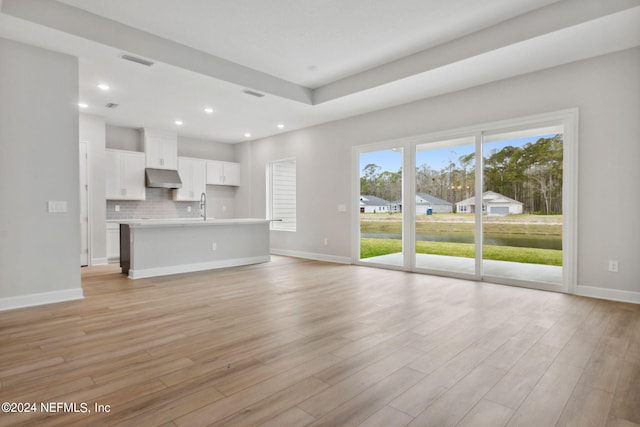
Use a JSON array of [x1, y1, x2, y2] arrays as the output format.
[[360, 163, 381, 196]]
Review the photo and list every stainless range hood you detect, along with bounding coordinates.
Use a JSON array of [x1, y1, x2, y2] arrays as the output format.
[[145, 168, 182, 189]]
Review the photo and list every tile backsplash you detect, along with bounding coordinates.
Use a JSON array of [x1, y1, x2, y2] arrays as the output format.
[[106, 188, 201, 220]]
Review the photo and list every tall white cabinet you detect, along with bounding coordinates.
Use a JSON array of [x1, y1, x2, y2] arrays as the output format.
[[144, 129, 178, 170], [173, 157, 206, 201], [105, 149, 146, 200]]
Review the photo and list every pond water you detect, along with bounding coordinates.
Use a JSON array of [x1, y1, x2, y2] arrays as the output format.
[[361, 232, 562, 250]]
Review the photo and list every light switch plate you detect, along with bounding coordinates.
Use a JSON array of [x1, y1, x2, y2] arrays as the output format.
[[47, 201, 67, 213]]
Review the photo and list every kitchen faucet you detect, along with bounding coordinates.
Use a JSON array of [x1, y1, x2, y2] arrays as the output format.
[[200, 192, 207, 221]]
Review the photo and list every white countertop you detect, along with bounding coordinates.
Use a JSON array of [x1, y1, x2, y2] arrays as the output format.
[[120, 218, 270, 228], [107, 217, 211, 223]]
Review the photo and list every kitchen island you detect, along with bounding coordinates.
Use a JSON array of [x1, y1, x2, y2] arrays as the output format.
[[119, 218, 270, 279]]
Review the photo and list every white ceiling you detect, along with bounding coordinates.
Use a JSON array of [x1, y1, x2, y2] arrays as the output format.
[[1, 0, 639, 143], [58, 0, 559, 88]]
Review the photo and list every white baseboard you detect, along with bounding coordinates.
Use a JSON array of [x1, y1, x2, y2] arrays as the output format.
[[91, 257, 108, 266], [0, 288, 84, 312], [270, 248, 352, 265], [128, 255, 271, 279], [575, 285, 640, 304]]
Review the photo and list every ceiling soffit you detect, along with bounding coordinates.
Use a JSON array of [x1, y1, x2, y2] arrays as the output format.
[[3, 0, 640, 106]]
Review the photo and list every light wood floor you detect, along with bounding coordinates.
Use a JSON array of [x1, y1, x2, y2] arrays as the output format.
[[0, 256, 638, 427]]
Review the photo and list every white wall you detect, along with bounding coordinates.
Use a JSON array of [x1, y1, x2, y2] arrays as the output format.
[[80, 114, 106, 264], [0, 37, 82, 307], [105, 124, 142, 152], [104, 126, 236, 162], [178, 135, 235, 161], [247, 47, 640, 300], [234, 141, 253, 218]]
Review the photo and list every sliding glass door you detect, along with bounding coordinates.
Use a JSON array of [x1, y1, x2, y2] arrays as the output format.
[[414, 137, 477, 277], [481, 129, 563, 287], [358, 147, 404, 268], [354, 110, 577, 292]]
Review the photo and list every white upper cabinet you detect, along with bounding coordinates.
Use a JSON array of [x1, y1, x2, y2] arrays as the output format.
[[144, 129, 177, 170], [173, 157, 206, 201], [105, 149, 146, 200], [222, 162, 240, 186], [206, 161, 240, 186]]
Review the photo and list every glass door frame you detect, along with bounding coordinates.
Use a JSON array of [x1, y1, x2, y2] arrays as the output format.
[[408, 132, 483, 282], [352, 108, 578, 294], [352, 139, 411, 272]]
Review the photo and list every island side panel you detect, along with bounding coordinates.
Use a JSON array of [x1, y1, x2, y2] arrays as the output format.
[[128, 222, 270, 279]]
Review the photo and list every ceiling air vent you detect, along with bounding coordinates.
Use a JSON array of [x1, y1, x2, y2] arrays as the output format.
[[243, 89, 265, 98], [120, 53, 154, 67], [105, 103, 119, 109]]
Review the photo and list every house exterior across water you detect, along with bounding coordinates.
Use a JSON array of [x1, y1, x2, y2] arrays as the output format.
[[455, 191, 523, 215], [360, 195, 392, 213]]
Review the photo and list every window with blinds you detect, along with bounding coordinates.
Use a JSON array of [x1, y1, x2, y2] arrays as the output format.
[[268, 158, 296, 231]]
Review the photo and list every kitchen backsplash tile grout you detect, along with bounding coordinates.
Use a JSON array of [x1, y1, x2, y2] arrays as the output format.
[[106, 188, 200, 220]]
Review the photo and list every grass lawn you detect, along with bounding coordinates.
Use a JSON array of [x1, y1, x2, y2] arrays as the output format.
[[360, 238, 562, 266]]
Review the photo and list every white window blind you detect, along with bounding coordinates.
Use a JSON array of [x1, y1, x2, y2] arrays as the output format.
[[269, 159, 296, 231]]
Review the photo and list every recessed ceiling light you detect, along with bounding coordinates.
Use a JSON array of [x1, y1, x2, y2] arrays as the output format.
[[204, 107, 214, 114], [78, 102, 88, 108], [277, 124, 285, 129], [244, 132, 251, 138], [97, 83, 110, 91], [175, 120, 183, 126]]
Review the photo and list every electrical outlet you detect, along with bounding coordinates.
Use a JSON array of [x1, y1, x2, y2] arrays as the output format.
[[608, 260, 619, 273], [324, 237, 328, 246], [187, 206, 191, 213], [211, 243, 217, 251]]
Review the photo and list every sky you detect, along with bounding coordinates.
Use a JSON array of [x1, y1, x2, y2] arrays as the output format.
[[359, 134, 556, 176]]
